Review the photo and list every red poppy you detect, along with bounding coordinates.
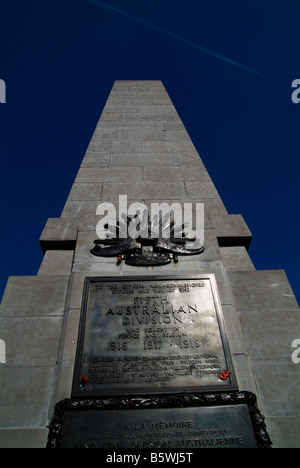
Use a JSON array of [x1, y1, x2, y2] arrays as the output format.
[[219, 370, 230, 381]]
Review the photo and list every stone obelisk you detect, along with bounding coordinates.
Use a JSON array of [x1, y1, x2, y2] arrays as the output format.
[[0, 81, 299, 448]]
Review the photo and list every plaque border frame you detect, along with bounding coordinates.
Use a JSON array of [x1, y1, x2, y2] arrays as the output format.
[[72, 274, 238, 397], [47, 391, 272, 449]]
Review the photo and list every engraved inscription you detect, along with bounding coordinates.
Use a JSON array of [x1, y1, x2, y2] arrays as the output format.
[[88, 354, 221, 385], [60, 406, 257, 448], [72, 275, 236, 396]]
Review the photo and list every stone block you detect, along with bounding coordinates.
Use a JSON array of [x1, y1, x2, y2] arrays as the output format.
[[125, 97, 153, 107], [173, 151, 203, 167], [40, 218, 78, 240], [214, 214, 252, 249], [61, 201, 83, 218], [143, 166, 211, 182], [80, 153, 110, 167], [110, 153, 175, 167], [140, 121, 164, 131], [0, 366, 55, 428], [59, 309, 81, 363], [228, 270, 294, 295], [72, 262, 128, 273], [96, 120, 139, 130], [107, 97, 127, 107], [65, 272, 97, 310], [185, 181, 220, 199], [75, 166, 143, 183], [0, 276, 69, 317], [68, 183, 102, 201], [0, 428, 48, 449], [238, 309, 300, 360], [231, 353, 259, 397], [39, 218, 77, 252], [177, 229, 221, 263], [120, 112, 140, 123], [220, 246, 255, 271], [0, 316, 63, 366], [116, 130, 167, 141], [228, 270, 299, 310], [99, 111, 122, 122], [165, 130, 190, 141], [152, 96, 173, 105], [201, 199, 228, 219], [102, 181, 187, 201], [76, 211, 99, 232], [135, 182, 186, 200], [115, 129, 142, 141], [141, 140, 170, 153], [90, 129, 117, 141], [266, 416, 300, 448], [221, 305, 248, 356], [140, 130, 168, 141], [251, 357, 300, 418], [101, 183, 135, 201], [167, 140, 198, 154], [73, 231, 113, 266], [233, 291, 298, 311], [38, 250, 74, 276], [163, 120, 186, 131], [51, 360, 75, 405], [156, 109, 181, 123], [139, 113, 160, 123], [61, 200, 140, 232], [86, 140, 141, 153]]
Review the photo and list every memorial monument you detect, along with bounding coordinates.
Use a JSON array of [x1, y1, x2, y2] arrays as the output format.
[[0, 81, 299, 448]]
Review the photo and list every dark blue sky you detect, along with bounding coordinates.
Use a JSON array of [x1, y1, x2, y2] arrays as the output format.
[[0, 0, 299, 304]]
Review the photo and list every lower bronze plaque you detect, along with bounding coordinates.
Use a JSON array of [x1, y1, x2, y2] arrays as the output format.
[[72, 275, 237, 396], [60, 405, 257, 449], [47, 393, 272, 448]]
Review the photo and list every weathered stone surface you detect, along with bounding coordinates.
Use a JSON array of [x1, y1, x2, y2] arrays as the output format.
[[185, 181, 221, 199], [173, 151, 203, 166], [251, 357, 300, 418], [86, 140, 142, 153], [144, 165, 211, 182], [38, 251, 74, 276], [60, 201, 83, 218], [67, 182, 102, 201], [75, 166, 143, 183], [110, 152, 175, 167], [0, 366, 55, 428], [266, 417, 300, 449], [220, 246, 255, 271], [0, 429, 48, 449], [231, 353, 259, 397], [0, 276, 69, 317], [214, 214, 252, 245], [39, 218, 77, 252], [238, 309, 300, 360], [0, 316, 63, 366], [135, 181, 186, 199], [228, 270, 299, 310], [102, 181, 187, 200], [80, 153, 110, 167]]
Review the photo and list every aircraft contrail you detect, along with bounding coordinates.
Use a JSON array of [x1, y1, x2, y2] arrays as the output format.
[[85, 0, 264, 77]]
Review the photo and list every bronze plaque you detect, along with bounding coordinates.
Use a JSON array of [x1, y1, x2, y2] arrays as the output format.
[[60, 405, 257, 449], [47, 393, 272, 448], [72, 275, 237, 396]]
